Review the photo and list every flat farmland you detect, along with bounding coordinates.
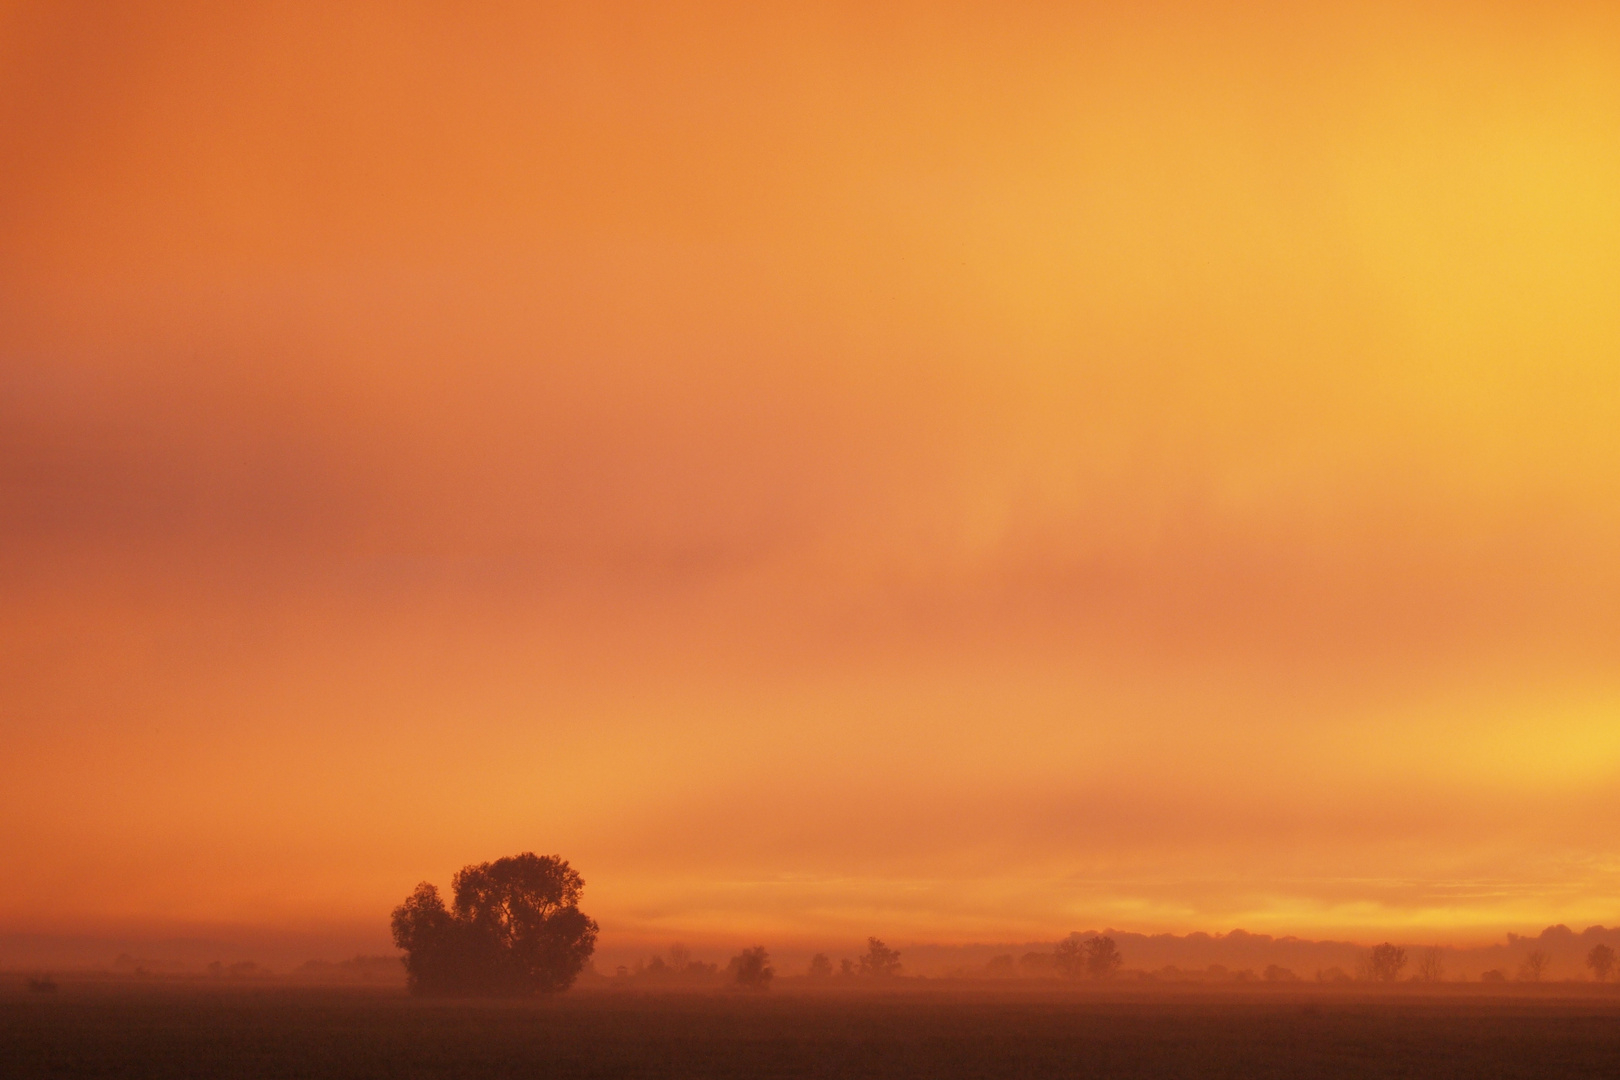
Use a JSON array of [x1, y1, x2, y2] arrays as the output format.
[[5, 983, 1620, 1079]]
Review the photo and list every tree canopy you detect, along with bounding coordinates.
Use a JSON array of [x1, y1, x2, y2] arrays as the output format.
[[1054, 935, 1123, 980], [1589, 943, 1616, 982], [728, 946, 774, 990], [1364, 943, 1407, 982], [391, 852, 599, 996], [858, 937, 902, 977]]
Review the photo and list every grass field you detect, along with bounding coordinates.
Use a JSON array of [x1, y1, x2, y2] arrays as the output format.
[[6, 982, 1620, 1078]]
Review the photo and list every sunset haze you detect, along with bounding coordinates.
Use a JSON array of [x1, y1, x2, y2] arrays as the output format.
[[4, 1, 1620, 966]]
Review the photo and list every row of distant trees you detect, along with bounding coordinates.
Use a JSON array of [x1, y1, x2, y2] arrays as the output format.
[[632, 935, 1130, 985], [1031, 939, 1616, 985], [1113, 948, 1612, 985], [625, 935, 1131, 986], [806, 939, 1127, 990], [977, 939, 1620, 985], [805, 937, 904, 979], [626, 937, 902, 985], [1181, 943, 1614, 985], [1348, 941, 1618, 984]]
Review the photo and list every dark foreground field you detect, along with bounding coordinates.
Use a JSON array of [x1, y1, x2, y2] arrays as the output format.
[[5, 983, 1620, 1079]]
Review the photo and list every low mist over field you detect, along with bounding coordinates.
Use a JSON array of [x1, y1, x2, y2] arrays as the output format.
[[11, 923, 1620, 992]]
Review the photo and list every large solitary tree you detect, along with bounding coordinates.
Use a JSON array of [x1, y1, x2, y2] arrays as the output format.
[[391, 853, 599, 996]]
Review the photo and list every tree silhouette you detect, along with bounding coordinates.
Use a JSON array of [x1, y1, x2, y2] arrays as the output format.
[[1053, 938, 1084, 979], [1364, 943, 1407, 982], [1054, 935, 1122, 979], [728, 946, 774, 990], [858, 937, 902, 977], [1588, 943, 1616, 983], [1518, 949, 1550, 983], [807, 953, 833, 978], [641, 944, 716, 981], [390, 853, 598, 996], [1084, 936, 1123, 980], [1415, 946, 1445, 983]]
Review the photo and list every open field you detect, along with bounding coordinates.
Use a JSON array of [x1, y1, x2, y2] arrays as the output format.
[[5, 982, 1620, 1078]]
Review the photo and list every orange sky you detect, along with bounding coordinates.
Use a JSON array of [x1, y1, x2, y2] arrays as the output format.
[[4, 0, 1620, 960]]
